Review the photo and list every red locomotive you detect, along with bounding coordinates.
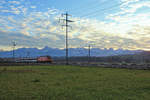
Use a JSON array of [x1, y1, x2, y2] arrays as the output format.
[[37, 56, 52, 63]]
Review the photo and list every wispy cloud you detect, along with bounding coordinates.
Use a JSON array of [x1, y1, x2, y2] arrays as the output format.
[[0, 0, 150, 50], [8, 1, 20, 5]]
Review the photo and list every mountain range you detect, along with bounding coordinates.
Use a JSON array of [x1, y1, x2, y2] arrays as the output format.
[[0, 46, 143, 58]]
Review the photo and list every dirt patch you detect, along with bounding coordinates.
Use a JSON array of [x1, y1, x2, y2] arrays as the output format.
[[32, 79, 40, 83]]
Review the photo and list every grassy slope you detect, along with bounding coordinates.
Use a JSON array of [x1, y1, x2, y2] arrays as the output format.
[[0, 65, 150, 100]]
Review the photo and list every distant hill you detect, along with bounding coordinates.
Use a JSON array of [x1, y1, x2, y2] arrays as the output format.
[[0, 46, 142, 58]]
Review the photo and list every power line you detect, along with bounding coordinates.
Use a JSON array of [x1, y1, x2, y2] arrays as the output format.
[[81, 6, 118, 18], [69, 0, 101, 12], [68, 1, 134, 38], [79, 0, 135, 18], [70, 0, 113, 14]]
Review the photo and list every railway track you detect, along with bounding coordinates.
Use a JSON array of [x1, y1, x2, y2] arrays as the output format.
[[0, 62, 150, 70]]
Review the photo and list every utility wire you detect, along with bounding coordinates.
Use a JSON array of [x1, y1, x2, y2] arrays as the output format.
[[70, 0, 114, 14], [81, 6, 119, 18], [79, 0, 137, 18], [69, 0, 101, 12]]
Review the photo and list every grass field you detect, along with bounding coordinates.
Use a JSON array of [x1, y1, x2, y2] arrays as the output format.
[[0, 65, 150, 100]]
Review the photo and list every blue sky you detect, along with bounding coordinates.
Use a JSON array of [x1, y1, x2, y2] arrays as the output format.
[[0, 0, 150, 51]]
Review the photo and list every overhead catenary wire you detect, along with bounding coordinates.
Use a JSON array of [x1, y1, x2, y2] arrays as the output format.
[[79, 0, 140, 18], [72, 0, 144, 37], [70, 0, 115, 14], [68, 0, 138, 37], [69, 0, 102, 12], [81, 6, 119, 18]]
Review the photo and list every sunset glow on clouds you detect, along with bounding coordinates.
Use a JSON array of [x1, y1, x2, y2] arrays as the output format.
[[0, 0, 150, 50]]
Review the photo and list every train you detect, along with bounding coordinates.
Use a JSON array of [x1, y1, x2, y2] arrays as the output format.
[[0, 56, 53, 63], [37, 56, 52, 63]]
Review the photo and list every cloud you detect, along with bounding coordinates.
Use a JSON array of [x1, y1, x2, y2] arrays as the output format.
[[30, 6, 36, 9], [0, 8, 149, 50], [0, 5, 21, 15], [8, 1, 20, 5], [120, 0, 150, 15], [0, 30, 65, 50], [0, 9, 20, 14], [0, 0, 150, 50], [120, 0, 140, 6]]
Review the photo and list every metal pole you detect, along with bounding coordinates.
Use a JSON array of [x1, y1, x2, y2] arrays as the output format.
[[88, 45, 91, 64], [60, 12, 74, 65], [66, 12, 69, 65], [12, 41, 16, 61], [13, 46, 14, 59]]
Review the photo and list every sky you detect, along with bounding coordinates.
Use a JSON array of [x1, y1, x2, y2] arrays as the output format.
[[0, 0, 150, 51]]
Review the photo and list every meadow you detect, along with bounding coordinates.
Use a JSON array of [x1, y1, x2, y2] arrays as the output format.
[[0, 65, 150, 100]]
